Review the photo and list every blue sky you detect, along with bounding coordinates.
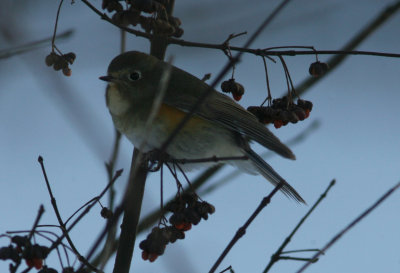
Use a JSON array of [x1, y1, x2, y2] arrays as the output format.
[[1, 1, 400, 272]]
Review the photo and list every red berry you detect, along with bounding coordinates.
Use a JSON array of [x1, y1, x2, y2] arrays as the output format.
[[25, 259, 34, 268], [148, 253, 158, 262], [33, 258, 43, 269], [142, 250, 149, 260], [233, 94, 242, 101], [274, 120, 283, 129], [175, 222, 192, 231], [25, 258, 43, 269]]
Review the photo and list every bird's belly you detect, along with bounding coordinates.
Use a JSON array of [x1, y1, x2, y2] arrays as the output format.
[[117, 104, 242, 161]]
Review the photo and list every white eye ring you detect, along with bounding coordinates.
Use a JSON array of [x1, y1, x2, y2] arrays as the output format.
[[129, 70, 142, 81]]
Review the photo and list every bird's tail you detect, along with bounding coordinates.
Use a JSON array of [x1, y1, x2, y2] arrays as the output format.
[[243, 148, 305, 204]]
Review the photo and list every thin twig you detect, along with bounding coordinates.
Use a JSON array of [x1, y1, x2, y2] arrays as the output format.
[[81, 0, 152, 39], [169, 39, 400, 59], [45, 167, 122, 271], [64, 168, 123, 225], [51, 0, 64, 50], [295, 181, 400, 273], [278, 256, 318, 262], [263, 179, 336, 272], [38, 156, 101, 272], [111, 150, 147, 273], [27, 205, 45, 241], [0, 30, 73, 60], [208, 182, 284, 273], [81, 0, 400, 60], [295, 0, 400, 96], [171, 155, 248, 164]]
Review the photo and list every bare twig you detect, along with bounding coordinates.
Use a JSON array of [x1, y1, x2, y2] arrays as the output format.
[[111, 150, 148, 273], [81, 0, 152, 39], [209, 182, 284, 273], [263, 179, 336, 273], [172, 155, 248, 164], [43, 168, 122, 273], [51, 0, 65, 51], [64, 168, 123, 225], [81, 0, 400, 61], [295, 0, 400, 96], [295, 181, 400, 273], [27, 205, 45, 241], [0, 30, 73, 60], [38, 156, 101, 272]]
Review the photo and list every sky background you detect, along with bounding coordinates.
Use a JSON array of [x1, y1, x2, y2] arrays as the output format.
[[1, 0, 400, 273]]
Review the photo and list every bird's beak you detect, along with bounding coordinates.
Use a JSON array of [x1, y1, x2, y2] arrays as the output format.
[[99, 75, 115, 82]]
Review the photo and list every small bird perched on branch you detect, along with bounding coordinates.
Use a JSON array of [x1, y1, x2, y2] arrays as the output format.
[[100, 51, 305, 203]]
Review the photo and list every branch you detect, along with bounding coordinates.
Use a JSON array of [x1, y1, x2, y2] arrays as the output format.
[[81, 0, 151, 39], [0, 29, 73, 60], [112, 149, 148, 273], [171, 155, 248, 164], [263, 179, 336, 272], [295, 0, 400, 96], [38, 156, 101, 272], [295, 181, 400, 273], [47, 169, 122, 259], [208, 182, 284, 273], [111, 2, 175, 273]]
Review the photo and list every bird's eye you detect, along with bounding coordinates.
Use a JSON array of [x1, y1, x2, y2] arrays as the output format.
[[129, 71, 142, 81]]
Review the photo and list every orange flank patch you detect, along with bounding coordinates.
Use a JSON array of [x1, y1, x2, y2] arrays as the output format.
[[157, 104, 207, 130]]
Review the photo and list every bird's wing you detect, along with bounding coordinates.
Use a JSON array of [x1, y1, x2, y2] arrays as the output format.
[[162, 68, 295, 160]]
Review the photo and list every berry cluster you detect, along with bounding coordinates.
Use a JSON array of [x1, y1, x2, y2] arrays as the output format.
[[167, 193, 215, 230], [139, 226, 184, 262], [221, 78, 245, 101], [0, 235, 49, 270], [247, 97, 313, 129], [103, 0, 184, 38], [45, 52, 76, 76], [309, 61, 329, 77], [139, 193, 215, 262]]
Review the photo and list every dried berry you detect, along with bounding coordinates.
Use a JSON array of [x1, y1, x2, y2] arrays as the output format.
[[63, 52, 76, 65], [45, 52, 58, 67], [274, 120, 283, 129], [172, 27, 184, 38], [0, 245, 20, 263], [100, 207, 113, 219], [309, 61, 328, 77], [102, 0, 123, 12], [154, 19, 175, 35], [131, 0, 160, 13], [62, 67, 72, 77], [221, 78, 245, 101]]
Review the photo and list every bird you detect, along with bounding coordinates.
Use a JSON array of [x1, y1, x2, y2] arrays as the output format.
[[100, 51, 305, 203]]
